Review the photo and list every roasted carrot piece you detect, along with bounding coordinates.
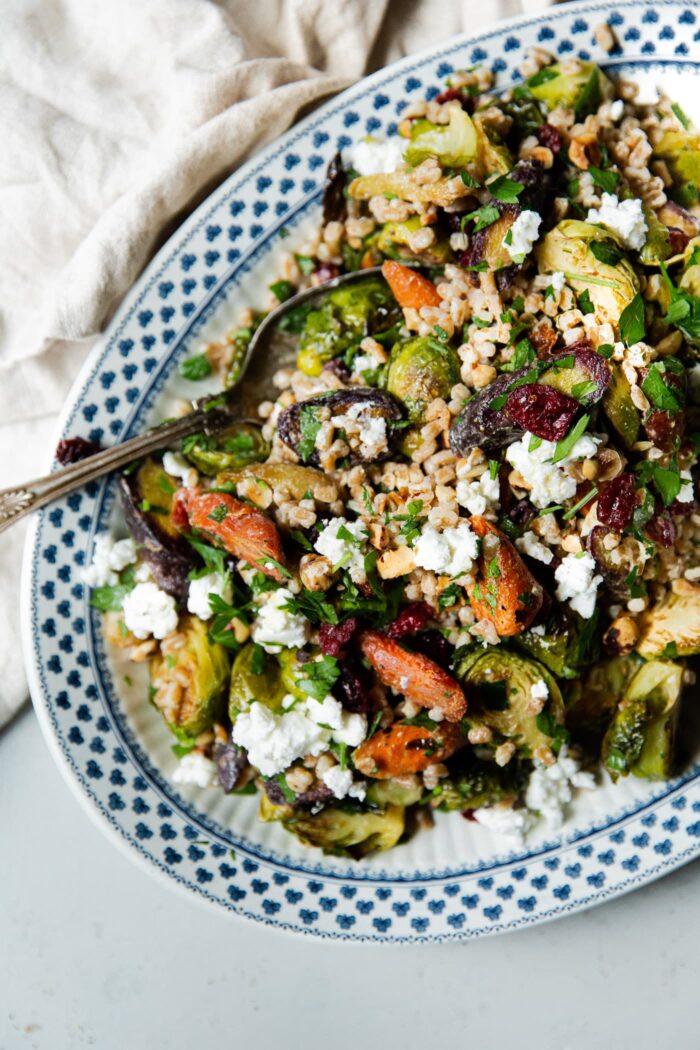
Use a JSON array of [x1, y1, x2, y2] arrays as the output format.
[[178, 489, 286, 581], [359, 630, 467, 722], [381, 260, 442, 310], [353, 721, 466, 779], [467, 516, 542, 637]]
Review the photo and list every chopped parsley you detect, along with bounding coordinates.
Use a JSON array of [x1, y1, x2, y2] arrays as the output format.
[[179, 353, 212, 381], [587, 164, 620, 194], [619, 291, 646, 346], [298, 654, 341, 702], [298, 405, 322, 463], [551, 413, 591, 465]]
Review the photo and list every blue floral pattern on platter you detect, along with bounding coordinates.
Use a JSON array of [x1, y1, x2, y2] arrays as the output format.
[[23, 0, 700, 941]]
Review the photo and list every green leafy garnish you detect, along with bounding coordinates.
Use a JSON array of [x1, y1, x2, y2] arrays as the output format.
[[619, 292, 646, 346], [577, 289, 595, 315], [299, 654, 341, 702], [298, 405, 322, 463], [641, 363, 682, 414], [550, 413, 591, 465], [487, 175, 525, 204], [179, 353, 212, 381], [590, 240, 623, 266], [587, 164, 620, 194]]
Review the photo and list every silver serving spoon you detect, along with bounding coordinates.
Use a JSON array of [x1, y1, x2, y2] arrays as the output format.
[[0, 266, 386, 533]]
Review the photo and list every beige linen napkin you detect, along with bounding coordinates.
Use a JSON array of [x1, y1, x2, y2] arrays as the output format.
[[0, 0, 553, 728]]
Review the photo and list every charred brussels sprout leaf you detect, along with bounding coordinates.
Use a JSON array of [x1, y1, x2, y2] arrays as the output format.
[[601, 660, 684, 780], [405, 107, 479, 168], [295, 278, 401, 376], [566, 654, 641, 738], [377, 215, 451, 264], [457, 649, 566, 757], [120, 458, 197, 602], [428, 757, 522, 811], [516, 608, 601, 680], [602, 363, 641, 448], [228, 643, 288, 722], [181, 423, 269, 476], [527, 61, 613, 120], [636, 585, 700, 658], [277, 388, 404, 466], [259, 794, 406, 858], [150, 616, 230, 739], [449, 371, 528, 454], [386, 336, 459, 424]]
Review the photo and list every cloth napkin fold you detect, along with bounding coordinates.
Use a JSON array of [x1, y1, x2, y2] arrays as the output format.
[[0, 0, 553, 729]]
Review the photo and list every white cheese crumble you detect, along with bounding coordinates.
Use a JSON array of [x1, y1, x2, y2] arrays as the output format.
[[81, 535, 137, 588], [531, 678, 549, 702], [609, 99, 625, 120], [525, 745, 596, 830], [172, 752, 217, 788], [251, 587, 308, 653], [550, 271, 566, 293], [187, 571, 233, 621], [122, 581, 179, 640], [473, 803, 535, 844], [348, 136, 405, 176], [232, 695, 368, 777], [677, 469, 694, 504], [162, 450, 199, 488], [456, 470, 500, 516], [321, 765, 367, 801], [413, 522, 480, 577], [314, 517, 368, 582], [585, 193, 648, 250], [516, 530, 553, 565], [331, 401, 388, 460], [554, 551, 603, 619], [352, 353, 379, 376], [505, 433, 600, 509], [503, 209, 542, 260]]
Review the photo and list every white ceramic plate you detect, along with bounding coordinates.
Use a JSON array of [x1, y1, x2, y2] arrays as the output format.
[[23, 0, 700, 941]]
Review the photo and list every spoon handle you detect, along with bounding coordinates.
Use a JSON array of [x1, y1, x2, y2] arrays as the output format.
[[0, 407, 232, 534]]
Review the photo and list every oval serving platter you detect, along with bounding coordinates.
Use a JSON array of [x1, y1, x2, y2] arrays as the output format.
[[22, 0, 700, 942]]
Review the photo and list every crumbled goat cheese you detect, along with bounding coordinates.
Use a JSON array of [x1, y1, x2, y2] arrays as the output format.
[[473, 803, 535, 844], [413, 522, 480, 577], [81, 535, 137, 588], [456, 470, 500, 516], [348, 136, 405, 175], [609, 99, 625, 120], [172, 752, 217, 788], [252, 587, 308, 652], [516, 530, 554, 565], [314, 517, 368, 582], [554, 551, 603, 619], [122, 581, 179, 640], [531, 678, 549, 702], [505, 433, 600, 509], [525, 745, 596, 830], [187, 571, 233, 621], [503, 209, 541, 260], [162, 450, 198, 488], [428, 706, 444, 722], [321, 765, 367, 801], [331, 401, 388, 460], [549, 270, 566, 294], [305, 693, 368, 747], [352, 354, 379, 376], [586, 193, 648, 250], [677, 470, 694, 503], [232, 702, 330, 777]]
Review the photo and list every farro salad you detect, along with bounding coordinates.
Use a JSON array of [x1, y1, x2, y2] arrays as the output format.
[[80, 41, 700, 858]]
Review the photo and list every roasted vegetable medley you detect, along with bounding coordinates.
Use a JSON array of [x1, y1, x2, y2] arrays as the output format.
[[83, 42, 700, 858]]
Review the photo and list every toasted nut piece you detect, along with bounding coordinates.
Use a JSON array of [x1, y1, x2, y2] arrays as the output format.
[[353, 721, 467, 778], [569, 139, 590, 170], [377, 545, 416, 579], [603, 614, 639, 655], [359, 630, 467, 722]]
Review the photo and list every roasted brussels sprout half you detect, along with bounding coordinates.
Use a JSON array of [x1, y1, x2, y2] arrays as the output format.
[[405, 106, 479, 168], [537, 220, 639, 322], [566, 654, 640, 737], [150, 615, 230, 739], [527, 61, 613, 120], [349, 169, 472, 208], [472, 113, 513, 176], [181, 422, 269, 476], [654, 128, 700, 201], [462, 159, 551, 271], [457, 649, 565, 757], [636, 584, 700, 658], [602, 363, 640, 448], [120, 457, 197, 602], [228, 643, 287, 721], [386, 335, 459, 423], [216, 462, 336, 504], [516, 608, 600, 680], [376, 216, 451, 264], [296, 277, 401, 376], [366, 779, 424, 808], [428, 757, 521, 811], [639, 205, 672, 266], [538, 345, 611, 405], [259, 794, 406, 858], [277, 388, 404, 466], [601, 659, 684, 780]]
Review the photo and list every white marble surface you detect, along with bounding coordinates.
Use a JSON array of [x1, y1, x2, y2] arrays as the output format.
[[2, 707, 698, 1050]]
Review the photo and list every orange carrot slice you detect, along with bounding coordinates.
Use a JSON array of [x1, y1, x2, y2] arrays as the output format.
[[381, 260, 442, 310]]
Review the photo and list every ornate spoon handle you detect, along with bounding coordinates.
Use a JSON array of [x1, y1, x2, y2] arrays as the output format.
[[0, 407, 231, 534]]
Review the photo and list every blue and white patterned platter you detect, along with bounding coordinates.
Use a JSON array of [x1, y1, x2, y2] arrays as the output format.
[[22, 0, 700, 941]]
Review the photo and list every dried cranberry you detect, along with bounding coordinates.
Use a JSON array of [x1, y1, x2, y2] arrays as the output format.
[[597, 473, 637, 531], [536, 123, 562, 154], [410, 629, 454, 671], [56, 436, 101, 465], [332, 664, 370, 714], [645, 510, 676, 548], [314, 263, 340, 284], [644, 408, 684, 452], [322, 357, 351, 382], [435, 87, 474, 112], [461, 808, 477, 821], [668, 227, 690, 255], [505, 383, 579, 441], [386, 601, 433, 639], [319, 617, 360, 656]]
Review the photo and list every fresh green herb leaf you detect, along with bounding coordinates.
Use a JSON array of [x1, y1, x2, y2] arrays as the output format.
[[468, 204, 500, 232], [298, 405, 322, 463], [208, 503, 229, 524], [283, 588, 339, 625], [460, 170, 480, 188], [662, 640, 679, 658], [590, 240, 623, 266], [298, 654, 341, 702], [250, 644, 266, 675], [257, 555, 292, 578], [295, 254, 315, 275], [571, 379, 598, 401], [527, 66, 558, 88], [550, 413, 591, 464], [578, 289, 595, 315], [587, 164, 620, 194], [596, 343, 615, 359], [488, 175, 525, 204], [641, 363, 682, 414], [671, 101, 690, 130], [290, 529, 313, 551], [438, 583, 460, 609], [619, 291, 646, 346], [562, 485, 598, 520], [625, 566, 647, 599], [187, 535, 227, 579], [179, 353, 212, 381]]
